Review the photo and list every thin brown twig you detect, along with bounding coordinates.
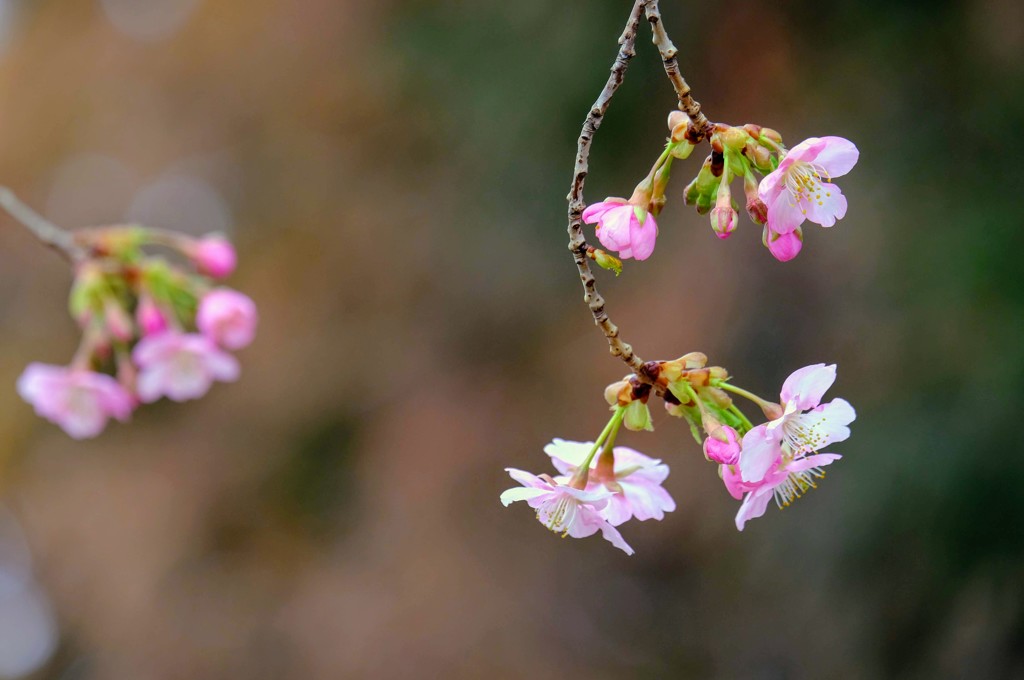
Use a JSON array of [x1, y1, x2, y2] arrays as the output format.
[[567, 1, 711, 397], [566, 0, 648, 378], [0, 187, 83, 262], [642, 0, 710, 140]]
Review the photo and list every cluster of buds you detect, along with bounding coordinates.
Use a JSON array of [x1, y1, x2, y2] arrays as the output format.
[[502, 360, 855, 551], [583, 112, 859, 265], [17, 228, 257, 439]]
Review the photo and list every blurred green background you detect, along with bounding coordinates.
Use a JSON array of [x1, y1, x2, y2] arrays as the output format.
[[0, 0, 1021, 678]]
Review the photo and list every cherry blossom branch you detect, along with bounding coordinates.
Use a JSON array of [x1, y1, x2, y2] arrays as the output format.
[[566, 0, 648, 378], [642, 0, 710, 141], [567, 1, 712, 398], [0, 187, 83, 261]]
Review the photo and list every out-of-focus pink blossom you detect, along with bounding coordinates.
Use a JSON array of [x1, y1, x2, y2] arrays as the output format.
[[500, 468, 634, 555], [582, 199, 658, 261], [190, 235, 237, 279], [196, 289, 258, 350], [757, 136, 858, 259], [16, 363, 133, 439], [738, 363, 855, 483], [136, 295, 168, 336], [132, 332, 239, 403], [545, 439, 675, 526]]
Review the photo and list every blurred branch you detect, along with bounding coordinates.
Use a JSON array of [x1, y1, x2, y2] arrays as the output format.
[[643, 0, 710, 140], [0, 187, 83, 262]]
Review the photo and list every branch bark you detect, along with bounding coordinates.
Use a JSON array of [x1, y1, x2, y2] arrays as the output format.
[[566, 1, 711, 397], [642, 0, 710, 140], [566, 0, 647, 378], [0, 187, 83, 261]]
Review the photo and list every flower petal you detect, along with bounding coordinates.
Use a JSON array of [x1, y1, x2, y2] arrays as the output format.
[[780, 364, 836, 411], [766, 226, 803, 261], [735, 486, 774, 531], [629, 212, 658, 261], [499, 486, 549, 506], [804, 183, 848, 228], [738, 425, 782, 483], [767, 188, 807, 235], [813, 137, 859, 178]]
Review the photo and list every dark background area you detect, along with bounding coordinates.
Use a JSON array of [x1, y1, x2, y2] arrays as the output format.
[[0, 0, 1021, 678]]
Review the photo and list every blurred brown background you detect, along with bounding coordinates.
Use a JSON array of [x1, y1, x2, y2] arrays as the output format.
[[0, 0, 1021, 678]]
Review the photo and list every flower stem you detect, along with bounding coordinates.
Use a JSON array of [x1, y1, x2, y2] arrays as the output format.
[[569, 407, 625, 489], [714, 381, 776, 412]]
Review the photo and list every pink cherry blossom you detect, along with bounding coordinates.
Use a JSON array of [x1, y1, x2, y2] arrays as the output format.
[[582, 199, 658, 261], [196, 289, 258, 350], [500, 468, 634, 554], [132, 332, 239, 403], [738, 363, 855, 484], [734, 452, 842, 531], [16, 363, 133, 439], [545, 439, 675, 526], [190, 235, 237, 279], [757, 136, 858, 258]]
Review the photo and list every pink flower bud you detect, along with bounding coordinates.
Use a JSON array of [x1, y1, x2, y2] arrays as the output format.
[[190, 234, 237, 279], [103, 299, 135, 343], [136, 295, 169, 336], [710, 205, 738, 239], [703, 426, 741, 465], [196, 288, 258, 350]]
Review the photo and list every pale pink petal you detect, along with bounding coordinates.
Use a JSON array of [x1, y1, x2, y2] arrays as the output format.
[[601, 492, 634, 526], [164, 365, 212, 402], [757, 167, 786, 204], [595, 206, 633, 252], [610, 446, 663, 469], [813, 137, 859, 178], [581, 199, 625, 224], [784, 137, 827, 164], [135, 368, 166, 403], [787, 452, 842, 473], [735, 487, 774, 531], [738, 425, 782, 483], [767, 189, 806, 235], [721, 465, 747, 500], [620, 480, 675, 521], [780, 364, 836, 410], [205, 349, 241, 382], [543, 439, 594, 475], [766, 226, 803, 261], [599, 522, 634, 555], [795, 398, 856, 448], [499, 486, 549, 506], [132, 333, 177, 367], [804, 183, 848, 228], [505, 468, 550, 490]]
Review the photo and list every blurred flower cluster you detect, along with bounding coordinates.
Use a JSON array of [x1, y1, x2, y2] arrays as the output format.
[[583, 112, 859, 265], [17, 228, 257, 439], [503, 360, 854, 550]]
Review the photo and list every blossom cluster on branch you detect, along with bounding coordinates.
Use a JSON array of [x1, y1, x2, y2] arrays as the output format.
[[16, 226, 256, 439], [502, 0, 860, 552]]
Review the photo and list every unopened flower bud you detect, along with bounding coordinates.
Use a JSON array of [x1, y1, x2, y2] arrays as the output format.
[[710, 205, 738, 240], [703, 425, 740, 464], [667, 110, 688, 132], [703, 386, 733, 409], [136, 295, 168, 336], [68, 262, 106, 324], [588, 247, 622, 276], [760, 127, 783, 144], [623, 400, 653, 432], [604, 378, 631, 407], [670, 142, 694, 159], [684, 155, 721, 215], [720, 127, 749, 151], [190, 234, 237, 279], [103, 299, 134, 343]]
